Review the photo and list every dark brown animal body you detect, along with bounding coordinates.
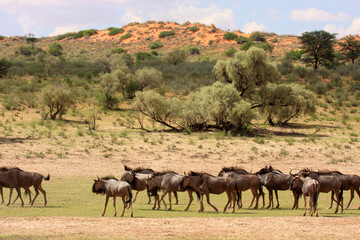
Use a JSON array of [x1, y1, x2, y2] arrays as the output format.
[[256, 166, 301, 209], [183, 171, 239, 213], [297, 169, 344, 214], [218, 167, 263, 209], [0, 167, 50, 206]]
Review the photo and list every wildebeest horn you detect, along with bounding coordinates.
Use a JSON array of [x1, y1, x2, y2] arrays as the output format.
[[97, 175, 100, 180], [289, 170, 295, 176]]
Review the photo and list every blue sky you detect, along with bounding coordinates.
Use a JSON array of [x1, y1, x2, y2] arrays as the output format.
[[1, 0, 360, 38]]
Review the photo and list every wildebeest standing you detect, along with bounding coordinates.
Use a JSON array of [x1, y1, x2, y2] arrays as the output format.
[[290, 176, 320, 217], [297, 168, 344, 214], [218, 167, 263, 209], [256, 166, 302, 209], [146, 171, 186, 211], [0, 167, 50, 206], [92, 176, 133, 217], [183, 171, 239, 213], [318, 170, 360, 209]]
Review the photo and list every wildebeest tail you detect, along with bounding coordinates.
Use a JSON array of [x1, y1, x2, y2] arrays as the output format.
[[235, 184, 240, 206], [339, 181, 344, 202], [43, 174, 50, 181], [312, 185, 318, 211], [125, 186, 132, 204]]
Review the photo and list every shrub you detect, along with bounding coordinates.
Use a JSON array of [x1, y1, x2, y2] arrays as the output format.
[[189, 47, 200, 55], [135, 67, 162, 91], [135, 52, 153, 63], [314, 82, 327, 94], [41, 85, 75, 120], [164, 48, 187, 65], [0, 58, 11, 78], [249, 32, 266, 42], [0, 35, 5, 40], [56, 32, 75, 41], [48, 42, 63, 56], [277, 58, 294, 75], [288, 50, 304, 61], [108, 28, 125, 36], [151, 50, 159, 56], [124, 80, 140, 99], [235, 36, 249, 44], [73, 29, 98, 39], [240, 41, 253, 51], [120, 33, 132, 41], [225, 48, 237, 57], [257, 42, 274, 54], [111, 48, 127, 54], [148, 41, 164, 49], [189, 26, 199, 32], [159, 31, 175, 38], [293, 65, 308, 78], [16, 45, 44, 56], [224, 32, 238, 40], [271, 38, 278, 43]]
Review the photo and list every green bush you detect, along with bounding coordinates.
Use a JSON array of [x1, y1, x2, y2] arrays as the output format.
[[189, 47, 200, 55], [235, 36, 249, 44], [16, 45, 44, 56], [0, 35, 5, 40], [135, 52, 153, 63], [288, 50, 304, 61], [41, 85, 75, 119], [48, 42, 63, 56], [55, 32, 75, 41], [124, 80, 140, 99], [151, 50, 159, 56], [148, 41, 164, 49], [314, 82, 327, 94], [73, 29, 98, 39], [257, 42, 274, 53], [249, 32, 266, 42], [120, 33, 132, 41], [0, 58, 11, 78], [164, 48, 187, 65], [159, 31, 175, 38], [108, 28, 125, 36], [225, 48, 237, 57], [293, 65, 308, 78], [189, 26, 199, 32], [240, 41, 253, 51], [277, 58, 294, 75], [224, 32, 238, 40], [111, 48, 127, 54], [271, 38, 278, 43]]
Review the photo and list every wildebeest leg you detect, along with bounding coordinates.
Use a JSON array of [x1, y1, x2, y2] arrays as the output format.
[[147, 190, 152, 204], [113, 196, 117, 217], [346, 188, 354, 209], [334, 191, 341, 214], [309, 194, 314, 216], [291, 191, 297, 210], [31, 187, 40, 206], [38, 185, 47, 206], [1, 187, 3, 204], [26, 187, 32, 205], [223, 192, 231, 212], [238, 191, 242, 209], [102, 195, 110, 216], [15, 188, 24, 207], [303, 195, 307, 216], [168, 191, 172, 210], [152, 194, 159, 210], [275, 190, 280, 208], [205, 193, 218, 213], [250, 187, 259, 209], [355, 187, 360, 209], [267, 190, 272, 209], [159, 191, 168, 210], [184, 190, 193, 211], [198, 194, 204, 212], [7, 188, 13, 206], [261, 192, 265, 208], [132, 191, 139, 203], [174, 191, 179, 204], [329, 191, 334, 209]]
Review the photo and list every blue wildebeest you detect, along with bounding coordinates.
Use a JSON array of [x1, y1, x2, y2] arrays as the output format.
[[92, 176, 133, 217]]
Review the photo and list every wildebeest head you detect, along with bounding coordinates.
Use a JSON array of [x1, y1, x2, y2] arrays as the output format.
[[92, 177, 106, 195]]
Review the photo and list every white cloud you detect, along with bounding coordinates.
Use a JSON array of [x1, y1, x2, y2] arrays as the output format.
[[49, 25, 91, 36], [121, 8, 143, 23], [324, 17, 360, 38], [242, 22, 268, 33], [291, 8, 350, 22], [267, 6, 280, 21]]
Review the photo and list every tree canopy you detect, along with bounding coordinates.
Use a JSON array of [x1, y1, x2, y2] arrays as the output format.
[[298, 30, 336, 70], [339, 35, 360, 64]]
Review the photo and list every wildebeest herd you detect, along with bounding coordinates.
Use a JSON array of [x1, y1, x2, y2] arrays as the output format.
[[1, 165, 360, 218]]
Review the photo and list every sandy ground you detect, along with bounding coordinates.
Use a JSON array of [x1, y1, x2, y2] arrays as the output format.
[[1, 216, 359, 239], [0, 109, 360, 239]]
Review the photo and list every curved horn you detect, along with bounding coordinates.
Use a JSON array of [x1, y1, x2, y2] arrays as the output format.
[[289, 170, 295, 176]]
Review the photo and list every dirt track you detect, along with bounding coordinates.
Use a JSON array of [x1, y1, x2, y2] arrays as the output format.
[[1, 216, 359, 239]]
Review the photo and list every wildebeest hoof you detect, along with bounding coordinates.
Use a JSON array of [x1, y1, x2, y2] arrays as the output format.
[[131, 213, 133, 217], [303, 212, 306, 216]]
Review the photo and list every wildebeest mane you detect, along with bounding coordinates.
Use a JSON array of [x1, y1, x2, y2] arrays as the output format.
[[124, 165, 155, 173], [100, 175, 118, 180], [152, 170, 178, 177], [187, 171, 215, 177], [220, 166, 249, 173], [0, 166, 23, 172]]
